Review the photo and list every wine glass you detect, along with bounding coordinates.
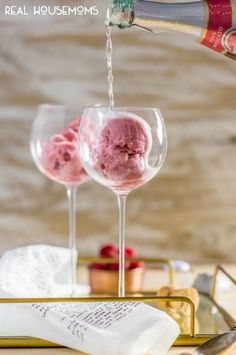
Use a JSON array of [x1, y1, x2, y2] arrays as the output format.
[[78, 107, 167, 297], [30, 104, 90, 296]]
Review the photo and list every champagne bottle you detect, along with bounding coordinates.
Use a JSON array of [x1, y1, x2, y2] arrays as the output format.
[[107, 0, 236, 60]]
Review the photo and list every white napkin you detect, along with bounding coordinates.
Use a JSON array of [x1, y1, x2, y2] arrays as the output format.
[[0, 245, 179, 355], [0, 244, 89, 297]]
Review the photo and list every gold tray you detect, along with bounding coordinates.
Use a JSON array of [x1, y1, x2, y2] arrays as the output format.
[[0, 259, 234, 348]]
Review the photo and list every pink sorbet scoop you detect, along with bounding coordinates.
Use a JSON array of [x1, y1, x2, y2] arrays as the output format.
[[41, 117, 89, 185], [96, 114, 151, 187]]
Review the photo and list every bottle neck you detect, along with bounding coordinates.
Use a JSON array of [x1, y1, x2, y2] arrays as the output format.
[[107, 0, 135, 28], [108, 0, 207, 39], [108, 0, 236, 60]]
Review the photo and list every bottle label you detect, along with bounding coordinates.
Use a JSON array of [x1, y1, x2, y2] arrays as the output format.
[[202, 0, 236, 57]]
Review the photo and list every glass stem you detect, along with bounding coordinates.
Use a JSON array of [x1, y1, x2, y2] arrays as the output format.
[[117, 194, 127, 297], [66, 185, 78, 297]]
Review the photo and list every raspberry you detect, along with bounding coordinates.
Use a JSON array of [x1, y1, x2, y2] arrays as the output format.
[[100, 244, 119, 258], [105, 263, 119, 271], [105, 262, 131, 271], [90, 263, 106, 270], [125, 246, 137, 258], [129, 261, 144, 269]]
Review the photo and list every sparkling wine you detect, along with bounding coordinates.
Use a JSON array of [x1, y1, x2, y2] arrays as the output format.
[[107, 0, 236, 60], [106, 26, 115, 110]]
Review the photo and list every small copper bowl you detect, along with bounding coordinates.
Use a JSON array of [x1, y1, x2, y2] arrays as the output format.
[[89, 267, 145, 294]]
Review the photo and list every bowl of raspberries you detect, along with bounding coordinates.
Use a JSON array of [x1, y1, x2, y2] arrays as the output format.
[[89, 244, 145, 294]]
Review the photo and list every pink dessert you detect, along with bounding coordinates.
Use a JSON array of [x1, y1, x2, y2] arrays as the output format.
[[96, 114, 151, 189], [41, 117, 89, 185]]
